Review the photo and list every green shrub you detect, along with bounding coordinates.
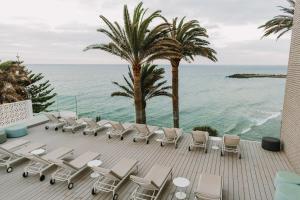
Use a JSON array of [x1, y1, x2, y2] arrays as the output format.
[[193, 126, 218, 136]]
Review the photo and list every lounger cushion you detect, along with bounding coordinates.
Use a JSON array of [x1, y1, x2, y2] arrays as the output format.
[[163, 128, 177, 139], [192, 131, 208, 143], [274, 183, 300, 200], [69, 151, 100, 169], [196, 174, 222, 199], [274, 171, 300, 187], [223, 135, 240, 146], [111, 158, 138, 179], [0, 139, 29, 150], [135, 124, 149, 134], [43, 147, 73, 161], [145, 164, 172, 189], [111, 122, 125, 131], [14, 143, 45, 155]]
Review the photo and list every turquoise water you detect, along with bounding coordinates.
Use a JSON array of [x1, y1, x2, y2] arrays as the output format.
[[28, 64, 287, 141]]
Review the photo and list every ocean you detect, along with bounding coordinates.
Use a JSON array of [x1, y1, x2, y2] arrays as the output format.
[[28, 64, 287, 141]]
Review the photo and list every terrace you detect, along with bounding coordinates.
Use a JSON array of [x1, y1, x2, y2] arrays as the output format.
[[0, 119, 294, 200]]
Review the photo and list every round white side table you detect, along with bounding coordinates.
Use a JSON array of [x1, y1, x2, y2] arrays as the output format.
[[31, 148, 46, 156], [210, 137, 222, 150], [173, 177, 190, 199], [88, 160, 103, 178], [154, 130, 164, 135]]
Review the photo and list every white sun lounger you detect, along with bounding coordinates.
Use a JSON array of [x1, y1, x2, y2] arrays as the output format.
[[0, 142, 46, 173], [160, 128, 183, 149], [45, 113, 66, 131], [91, 158, 138, 199], [50, 151, 101, 189], [0, 139, 29, 151], [221, 134, 241, 159], [83, 119, 107, 136], [133, 124, 158, 144], [62, 118, 86, 133], [194, 174, 223, 200], [188, 131, 209, 153], [130, 164, 172, 200], [107, 122, 133, 140], [23, 147, 74, 181]]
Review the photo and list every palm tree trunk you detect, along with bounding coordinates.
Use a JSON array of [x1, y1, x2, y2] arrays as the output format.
[[142, 101, 147, 124], [133, 65, 144, 124], [171, 59, 180, 128]]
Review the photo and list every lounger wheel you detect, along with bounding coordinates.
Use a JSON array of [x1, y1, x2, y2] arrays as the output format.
[[6, 167, 13, 173], [83, 132, 86, 135], [45, 126, 49, 130], [146, 140, 149, 144], [120, 136, 124, 140], [22, 172, 29, 178], [113, 194, 119, 200], [55, 127, 58, 131], [221, 151, 223, 156], [68, 183, 74, 190], [133, 138, 136, 142], [160, 142, 164, 147], [40, 175, 45, 181], [62, 129, 65, 132], [239, 154, 242, 159], [50, 178, 55, 185], [91, 188, 97, 195], [188, 146, 191, 151], [94, 132, 97, 136], [205, 149, 208, 153], [72, 130, 75, 134], [108, 135, 111, 139]]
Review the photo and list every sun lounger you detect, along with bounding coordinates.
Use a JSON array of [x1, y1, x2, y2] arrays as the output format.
[[130, 164, 172, 200], [194, 173, 223, 200], [160, 128, 183, 149], [83, 119, 107, 136], [62, 118, 86, 133], [0, 139, 29, 151], [45, 113, 66, 131], [22, 147, 74, 181], [107, 122, 133, 140], [221, 134, 241, 159], [91, 158, 138, 199], [49, 151, 101, 189], [133, 124, 158, 144], [0, 142, 46, 173], [188, 131, 209, 153]]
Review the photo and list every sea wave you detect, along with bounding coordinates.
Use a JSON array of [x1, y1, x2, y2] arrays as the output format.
[[241, 112, 281, 134]]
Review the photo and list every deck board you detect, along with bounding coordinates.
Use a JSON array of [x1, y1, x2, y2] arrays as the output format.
[[0, 123, 295, 200]]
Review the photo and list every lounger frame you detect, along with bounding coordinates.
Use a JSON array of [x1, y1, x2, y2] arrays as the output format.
[[130, 170, 172, 200], [92, 162, 139, 198], [23, 150, 74, 180], [107, 122, 133, 140], [194, 177, 223, 200], [133, 125, 158, 144], [161, 129, 182, 149], [188, 132, 209, 153], [221, 137, 242, 159]]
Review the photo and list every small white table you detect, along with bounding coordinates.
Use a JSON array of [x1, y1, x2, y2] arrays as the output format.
[[104, 124, 112, 128], [30, 148, 46, 156], [88, 160, 103, 178], [173, 177, 190, 199], [154, 130, 164, 135], [210, 137, 222, 150]]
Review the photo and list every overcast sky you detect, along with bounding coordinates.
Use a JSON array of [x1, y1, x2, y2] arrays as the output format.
[[0, 0, 292, 65]]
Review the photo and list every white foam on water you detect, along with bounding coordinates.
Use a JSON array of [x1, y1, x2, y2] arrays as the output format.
[[241, 112, 281, 134]]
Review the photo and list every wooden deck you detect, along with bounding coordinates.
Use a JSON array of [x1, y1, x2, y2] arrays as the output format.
[[0, 123, 294, 200]]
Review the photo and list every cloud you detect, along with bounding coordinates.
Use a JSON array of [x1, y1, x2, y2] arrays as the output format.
[[0, 0, 292, 65]]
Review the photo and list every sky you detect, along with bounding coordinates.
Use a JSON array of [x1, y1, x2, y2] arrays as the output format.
[[0, 0, 292, 65]]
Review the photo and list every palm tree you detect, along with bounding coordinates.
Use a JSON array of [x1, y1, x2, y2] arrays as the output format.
[[166, 17, 217, 128], [259, 0, 295, 39], [111, 63, 172, 123], [85, 2, 180, 123]]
